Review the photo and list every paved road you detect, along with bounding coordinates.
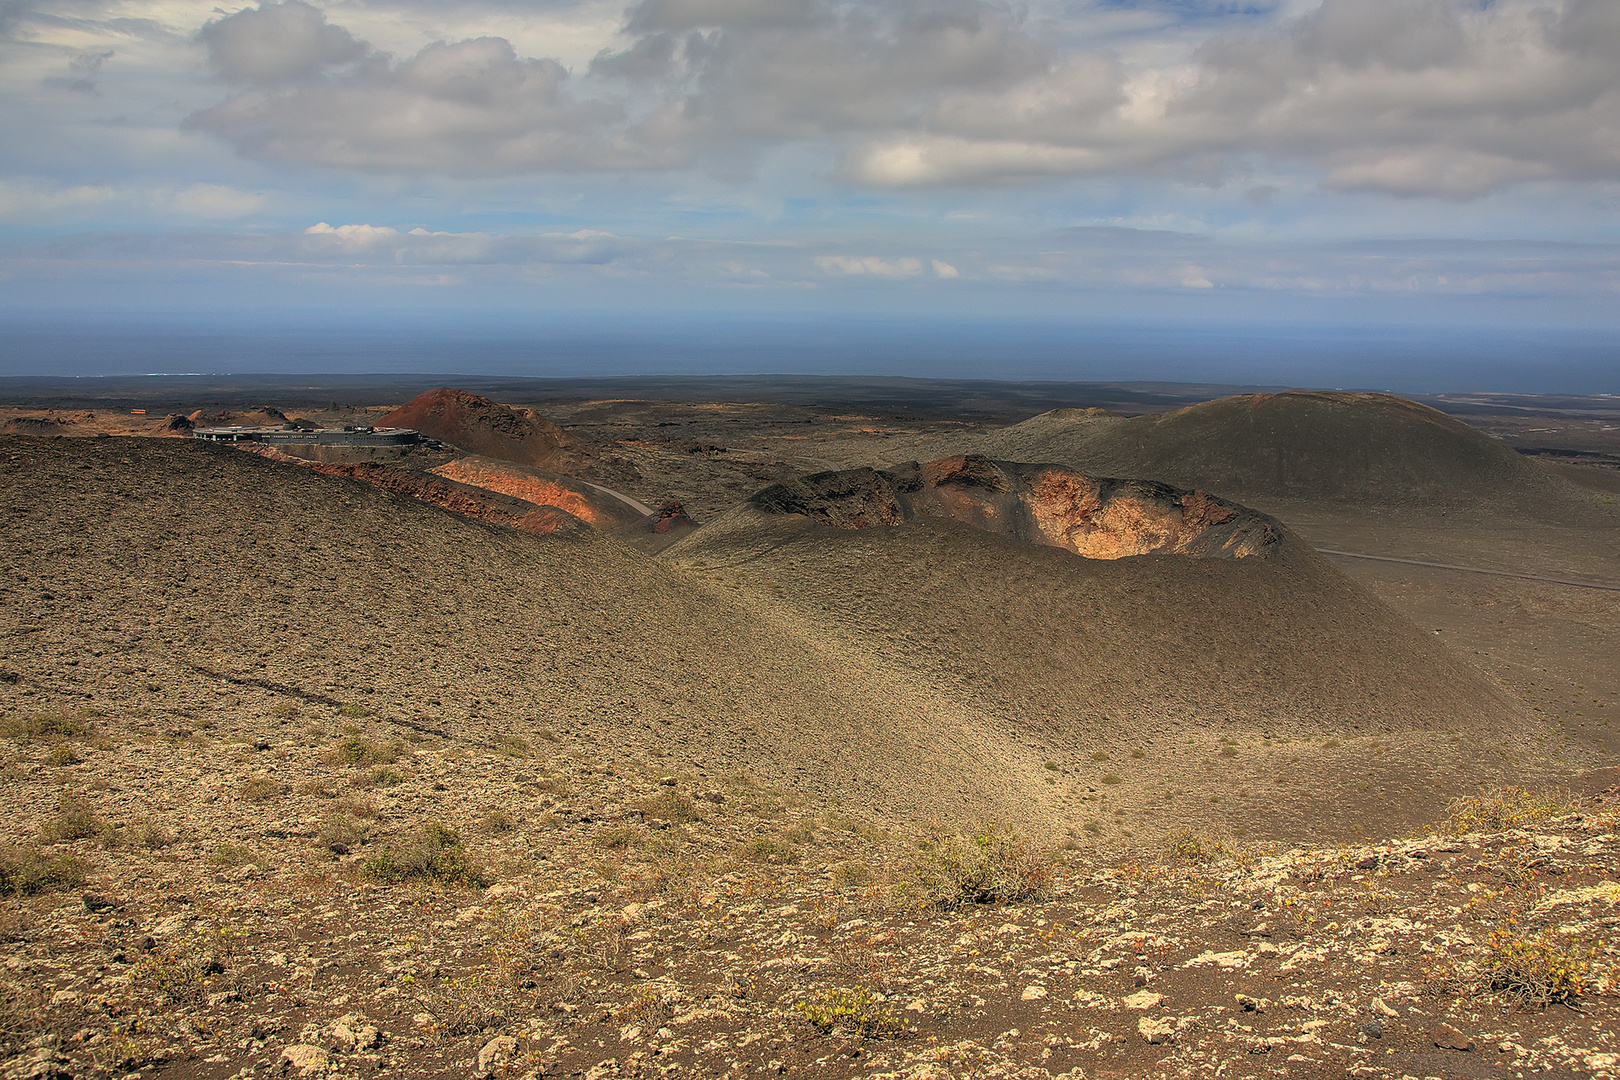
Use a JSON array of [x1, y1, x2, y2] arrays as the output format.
[[1318, 549, 1620, 593], [576, 479, 656, 518]]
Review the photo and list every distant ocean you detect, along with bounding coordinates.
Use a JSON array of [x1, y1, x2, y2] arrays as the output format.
[[2, 315, 1615, 395]]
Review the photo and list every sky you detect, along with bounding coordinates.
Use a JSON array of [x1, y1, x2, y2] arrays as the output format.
[[1, 0, 1619, 383]]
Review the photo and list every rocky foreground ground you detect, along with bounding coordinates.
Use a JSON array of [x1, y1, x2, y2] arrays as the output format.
[[1, 705, 1616, 1080]]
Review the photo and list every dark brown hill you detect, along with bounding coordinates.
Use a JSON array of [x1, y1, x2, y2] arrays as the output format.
[[378, 388, 589, 473], [2, 417, 63, 436], [976, 391, 1590, 516]]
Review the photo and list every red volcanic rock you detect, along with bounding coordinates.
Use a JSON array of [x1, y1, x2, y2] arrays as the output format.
[[653, 501, 695, 534], [749, 455, 1279, 560], [236, 446, 586, 537], [378, 388, 588, 472]]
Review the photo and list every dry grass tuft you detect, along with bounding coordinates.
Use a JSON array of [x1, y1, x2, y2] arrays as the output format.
[[636, 790, 701, 823], [324, 736, 402, 768], [39, 795, 107, 844], [238, 775, 289, 803], [906, 826, 1051, 909], [0, 846, 86, 896], [1, 710, 92, 742], [361, 823, 489, 888]]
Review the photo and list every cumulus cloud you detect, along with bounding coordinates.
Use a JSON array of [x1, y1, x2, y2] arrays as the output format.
[[180, 0, 1620, 197], [198, 0, 364, 85]]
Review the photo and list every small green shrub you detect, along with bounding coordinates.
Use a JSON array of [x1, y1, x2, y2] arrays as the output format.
[[594, 825, 640, 849], [1483, 928, 1592, 1007], [833, 860, 871, 887], [361, 823, 488, 888], [1090, 751, 1110, 763], [132, 924, 242, 1004], [796, 988, 906, 1038], [0, 846, 86, 895], [47, 744, 81, 767], [1129, 748, 1146, 759], [357, 766, 404, 788], [1101, 773, 1122, 785], [324, 735, 400, 767]]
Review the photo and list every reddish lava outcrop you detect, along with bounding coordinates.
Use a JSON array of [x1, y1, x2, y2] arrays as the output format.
[[378, 388, 588, 473], [750, 454, 1280, 560], [430, 457, 617, 527], [238, 446, 585, 536]]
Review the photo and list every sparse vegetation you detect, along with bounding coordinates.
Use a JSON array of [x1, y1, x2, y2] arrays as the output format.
[[2, 710, 91, 741], [39, 795, 106, 843], [1482, 928, 1592, 1007], [0, 845, 86, 895], [132, 818, 174, 850], [796, 988, 907, 1038], [361, 823, 488, 888], [907, 826, 1051, 909], [637, 790, 700, 823], [238, 775, 289, 802], [1446, 787, 1572, 834], [1165, 828, 1230, 865], [494, 734, 531, 759], [324, 735, 402, 768], [742, 837, 801, 865], [317, 811, 371, 850], [480, 809, 516, 834], [132, 923, 242, 1004]]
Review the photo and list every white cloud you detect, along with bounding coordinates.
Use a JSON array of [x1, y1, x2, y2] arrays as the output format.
[[814, 255, 924, 278], [305, 221, 401, 250], [931, 259, 959, 278]]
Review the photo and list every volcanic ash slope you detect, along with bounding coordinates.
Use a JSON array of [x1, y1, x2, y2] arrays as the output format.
[[663, 457, 1539, 842], [0, 436, 1066, 834], [974, 391, 1599, 518]]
